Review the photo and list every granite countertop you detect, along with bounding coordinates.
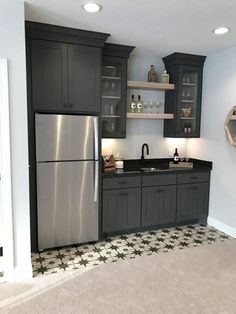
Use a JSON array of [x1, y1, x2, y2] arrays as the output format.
[[102, 158, 212, 177]]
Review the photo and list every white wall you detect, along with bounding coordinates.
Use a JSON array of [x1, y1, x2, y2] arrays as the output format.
[[0, 0, 31, 280], [188, 47, 236, 234], [102, 55, 187, 159]]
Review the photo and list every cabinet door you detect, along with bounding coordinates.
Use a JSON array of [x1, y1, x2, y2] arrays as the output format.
[[142, 185, 176, 227], [31, 39, 67, 111], [101, 56, 127, 138], [176, 65, 203, 137], [68, 44, 101, 113], [102, 188, 141, 233], [177, 183, 209, 222]]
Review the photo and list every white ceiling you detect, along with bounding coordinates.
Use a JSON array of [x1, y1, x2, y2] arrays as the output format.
[[24, 0, 236, 57]]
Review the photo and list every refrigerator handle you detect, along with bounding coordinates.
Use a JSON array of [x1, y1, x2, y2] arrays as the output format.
[[94, 161, 99, 202], [93, 117, 99, 160]]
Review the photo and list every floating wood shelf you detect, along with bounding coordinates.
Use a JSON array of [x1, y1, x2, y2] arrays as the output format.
[[127, 112, 174, 120], [127, 80, 175, 91]]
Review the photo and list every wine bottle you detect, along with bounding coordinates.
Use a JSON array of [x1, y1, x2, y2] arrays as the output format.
[[129, 94, 136, 113], [173, 148, 179, 164], [136, 95, 143, 113]]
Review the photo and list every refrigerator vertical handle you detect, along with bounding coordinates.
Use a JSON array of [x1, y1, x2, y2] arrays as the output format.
[[94, 161, 99, 202], [93, 117, 99, 160]]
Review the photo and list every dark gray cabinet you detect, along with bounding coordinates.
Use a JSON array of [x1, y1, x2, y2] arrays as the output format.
[[102, 170, 210, 235], [102, 43, 134, 138], [102, 175, 141, 233], [103, 188, 141, 233], [142, 185, 176, 227], [163, 53, 206, 138], [176, 172, 210, 223], [31, 40, 67, 111], [177, 183, 209, 222], [68, 44, 101, 112], [31, 39, 101, 113]]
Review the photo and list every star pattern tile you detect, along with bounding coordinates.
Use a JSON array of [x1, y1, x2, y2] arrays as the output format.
[[32, 224, 233, 277]]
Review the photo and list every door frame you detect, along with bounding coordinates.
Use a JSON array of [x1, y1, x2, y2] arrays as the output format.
[[0, 59, 14, 281]]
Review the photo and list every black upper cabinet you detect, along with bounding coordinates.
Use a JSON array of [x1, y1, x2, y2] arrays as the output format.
[[31, 40, 68, 111], [163, 53, 206, 138], [102, 43, 134, 138], [68, 44, 101, 112], [26, 21, 109, 114]]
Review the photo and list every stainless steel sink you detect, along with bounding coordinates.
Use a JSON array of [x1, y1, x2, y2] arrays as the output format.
[[140, 167, 172, 172]]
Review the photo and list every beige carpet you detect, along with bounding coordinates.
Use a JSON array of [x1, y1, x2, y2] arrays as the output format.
[[1, 240, 236, 314]]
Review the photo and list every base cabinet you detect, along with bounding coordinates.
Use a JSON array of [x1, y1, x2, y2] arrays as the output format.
[[142, 185, 176, 227], [177, 182, 209, 222], [102, 171, 210, 235], [102, 188, 141, 233]]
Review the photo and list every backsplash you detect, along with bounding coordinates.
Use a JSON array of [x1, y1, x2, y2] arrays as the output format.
[[102, 120, 188, 159]]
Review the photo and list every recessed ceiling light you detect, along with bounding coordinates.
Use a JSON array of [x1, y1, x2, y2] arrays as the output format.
[[213, 27, 230, 35], [82, 2, 102, 13]]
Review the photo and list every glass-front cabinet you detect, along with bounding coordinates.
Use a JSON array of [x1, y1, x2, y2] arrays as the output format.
[[163, 53, 206, 138], [102, 44, 134, 138]]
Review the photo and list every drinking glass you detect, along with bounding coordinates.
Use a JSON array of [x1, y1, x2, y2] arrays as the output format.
[[185, 157, 189, 162], [104, 104, 109, 116], [111, 82, 116, 96], [143, 97, 148, 113], [149, 101, 153, 113], [153, 101, 160, 113]]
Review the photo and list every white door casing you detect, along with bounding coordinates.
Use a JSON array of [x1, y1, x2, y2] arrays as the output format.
[[0, 59, 14, 282]]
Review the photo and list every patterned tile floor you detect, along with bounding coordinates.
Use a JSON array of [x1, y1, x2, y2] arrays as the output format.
[[32, 224, 231, 277]]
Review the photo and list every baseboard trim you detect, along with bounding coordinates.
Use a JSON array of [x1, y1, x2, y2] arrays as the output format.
[[208, 217, 236, 238]]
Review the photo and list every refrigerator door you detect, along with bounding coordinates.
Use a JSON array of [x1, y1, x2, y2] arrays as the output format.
[[35, 114, 98, 162], [37, 160, 99, 250]]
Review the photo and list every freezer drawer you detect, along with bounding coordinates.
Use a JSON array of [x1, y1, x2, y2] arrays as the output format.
[[35, 114, 98, 162], [37, 161, 99, 250]]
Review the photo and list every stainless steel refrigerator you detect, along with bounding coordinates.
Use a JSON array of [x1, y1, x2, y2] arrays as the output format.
[[35, 113, 99, 250]]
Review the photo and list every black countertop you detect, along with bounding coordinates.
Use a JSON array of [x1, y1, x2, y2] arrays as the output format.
[[102, 158, 212, 178]]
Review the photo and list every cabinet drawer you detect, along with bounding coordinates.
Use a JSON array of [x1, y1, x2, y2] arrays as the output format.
[[177, 172, 209, 184], [142, 174, 177, 187], [103, 176, 141, 190]]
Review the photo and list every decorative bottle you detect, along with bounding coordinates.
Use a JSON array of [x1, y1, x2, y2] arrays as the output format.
[[148, 65, 157, 82], [173, 148, 179, 164], [161, 69, 169, 84], [136, 95, 143, 113], [129, 94, 136, 113]]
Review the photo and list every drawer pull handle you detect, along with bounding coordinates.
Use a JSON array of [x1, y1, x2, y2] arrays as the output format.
[[189, 186, 197, 190], [119, 193, 127, 196], [118, 181, 127, 185], [190, 176, 198, 180], [156, 189, 164, 193]]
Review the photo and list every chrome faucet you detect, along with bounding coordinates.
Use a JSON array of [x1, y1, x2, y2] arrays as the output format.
[[141, 143, 149, 161]]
